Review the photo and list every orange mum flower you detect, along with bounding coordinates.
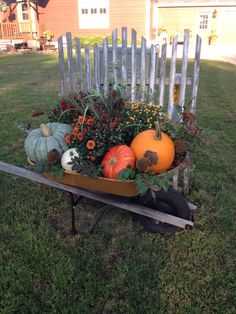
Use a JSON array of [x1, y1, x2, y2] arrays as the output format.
[[73, 127, 79, 137], [65, 134, 72, 144], [78, 115, 85, 125], [86, 140, 95, 150], [78, 132, 83, 141]]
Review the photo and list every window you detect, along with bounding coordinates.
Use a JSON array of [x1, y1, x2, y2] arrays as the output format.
[[100, 8, 106, 14], [199, 13, 209, 29], [21, 3, 29, 20], [82, 8, 88, 14], [91, 8, 97, 14], [78, 0, 109, 29]]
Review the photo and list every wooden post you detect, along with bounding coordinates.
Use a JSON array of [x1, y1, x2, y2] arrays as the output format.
[[0, 11, 4, 39], [35, 2, 40, 40], [27, 0, 33, 39]]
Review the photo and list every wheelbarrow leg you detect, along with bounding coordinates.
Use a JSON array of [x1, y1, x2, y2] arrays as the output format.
[[69, 192, 82, 235], [89, 206, 110, 234]]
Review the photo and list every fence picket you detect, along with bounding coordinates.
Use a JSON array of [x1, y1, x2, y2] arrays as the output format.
[[168, 35, 178, 119], [112, 28, 118, 89], [131, 29, 137, 102], [58, 36, 66, 94], [103, 37, 109, 95], [66, 32, 74, 93], [191, 35, 202, 114], [155, 48, 160, 99], [159, 44, 167, 108], [121, 27, 128, 84], [140, 37, 146, 101], [75, 37, 83, 90], [84, 45, 91, 92], [149, 44, 156, 96], [179, 29, 189, 109], [94, 44, 100, 93]]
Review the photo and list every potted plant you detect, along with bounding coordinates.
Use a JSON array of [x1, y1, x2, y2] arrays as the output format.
[[158, 26, 168, 44], [43, 30, 54, 43], [0, 0, 8, 12], [208, 30, 218, 45]]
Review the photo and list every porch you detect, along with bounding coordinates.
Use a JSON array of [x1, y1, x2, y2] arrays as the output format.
[[0, 22, 36, 40]]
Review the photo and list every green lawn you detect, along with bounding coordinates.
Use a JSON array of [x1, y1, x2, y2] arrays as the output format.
[[0, 54, 236, 313]]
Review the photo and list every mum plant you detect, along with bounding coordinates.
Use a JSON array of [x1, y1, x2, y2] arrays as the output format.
[[43, 30, 54, 41]]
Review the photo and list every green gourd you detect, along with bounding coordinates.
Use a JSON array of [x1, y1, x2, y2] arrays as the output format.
[[25, 123, 72, 163]]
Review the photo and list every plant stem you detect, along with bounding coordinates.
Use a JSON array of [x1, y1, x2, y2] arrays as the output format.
[[154, 121, 162, 140]]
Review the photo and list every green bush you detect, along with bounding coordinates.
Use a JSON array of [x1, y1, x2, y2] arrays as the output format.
[[72, 35, 119, 48], [73, 35, 141, 48]]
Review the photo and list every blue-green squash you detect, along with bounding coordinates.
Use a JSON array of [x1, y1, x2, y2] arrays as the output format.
[[25, 123, 72, 163]]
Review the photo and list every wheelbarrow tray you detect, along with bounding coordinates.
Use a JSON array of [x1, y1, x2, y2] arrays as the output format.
[[43, 171, 139, 197], [43, 162, 186, 197]]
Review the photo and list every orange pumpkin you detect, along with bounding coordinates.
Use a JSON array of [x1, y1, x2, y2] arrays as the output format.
[[102, 145, 136, 179], [130, 129, 175, 174]]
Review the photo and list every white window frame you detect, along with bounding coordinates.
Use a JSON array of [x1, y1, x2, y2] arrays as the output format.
[[21, 2, 29, 21], [78, 0, 109, 29], [100, 8, 107, 14], [81, 8, 88, 14], [198, 11, 211, 30], [91, 8, 97, 14]]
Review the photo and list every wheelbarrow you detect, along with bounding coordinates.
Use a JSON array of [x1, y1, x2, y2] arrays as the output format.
[[43, 153, 195, 235], [0, 157, 195, 236]]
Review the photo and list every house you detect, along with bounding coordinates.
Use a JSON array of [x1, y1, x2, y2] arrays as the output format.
[[0, 0, 155, 46], [156, 0, 236, 45], [0, 0, 235, 49]]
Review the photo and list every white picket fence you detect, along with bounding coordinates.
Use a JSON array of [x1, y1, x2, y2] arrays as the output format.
[[57, 27, 201, 119]]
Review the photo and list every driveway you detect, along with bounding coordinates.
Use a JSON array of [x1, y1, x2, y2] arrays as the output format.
[[197, 44, 236, 65], [166, 44, 236, 65]]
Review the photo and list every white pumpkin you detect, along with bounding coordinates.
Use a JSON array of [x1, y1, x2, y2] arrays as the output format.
[[61, 148, 79, 172]]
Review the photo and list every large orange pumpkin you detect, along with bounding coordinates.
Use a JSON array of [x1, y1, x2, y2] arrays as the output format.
[[102, 145, 136, 179], [130, 129, 175, 174]]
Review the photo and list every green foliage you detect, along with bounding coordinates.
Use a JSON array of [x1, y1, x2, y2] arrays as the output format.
[[73, 35, 141, 49], [135, 172, 173, 195], [117, 167, 173, 196], [48, 91, 88, 124], [117, 167, 136, 181], [30, 161, 64, 179], [160, 118, 194, 142], [48, 89, 125, 124], [68, 155, 102, 177], [73, 35, 122, 48], [50, 163, 65, 179]]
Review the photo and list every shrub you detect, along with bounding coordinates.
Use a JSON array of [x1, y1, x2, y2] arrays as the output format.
[[72, 35, 141, 49]]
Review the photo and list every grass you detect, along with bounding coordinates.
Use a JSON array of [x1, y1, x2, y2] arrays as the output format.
[[0, 54, 236, 313]]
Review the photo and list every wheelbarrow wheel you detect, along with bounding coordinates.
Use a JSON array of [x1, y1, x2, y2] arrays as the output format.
[[136, 189, 191, 235]]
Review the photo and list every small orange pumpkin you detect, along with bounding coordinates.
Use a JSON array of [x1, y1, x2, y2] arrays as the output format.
[[102, 145, 136, 179], [130, 126, 175, 174]]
